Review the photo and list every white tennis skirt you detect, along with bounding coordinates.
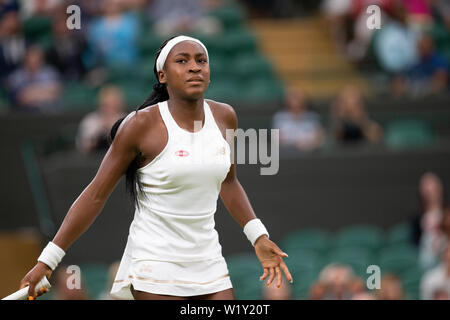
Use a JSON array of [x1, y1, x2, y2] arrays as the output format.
[[110, 245, 233, 299]]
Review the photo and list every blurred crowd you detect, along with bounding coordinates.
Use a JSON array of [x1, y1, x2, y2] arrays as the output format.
[[321, 0, 450, 97], [262, 170, 450, 300], [46, 170, 449, 300], [2, 0, 449, 300], [0, 0, 227, 114], [272, 85, 384, 152], [1, 0, 447, 154]]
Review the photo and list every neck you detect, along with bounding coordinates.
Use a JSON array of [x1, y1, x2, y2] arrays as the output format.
[[445, 264, 450, 277], [167, 96, 204, 129], [168, 96, 203, 114], [425, 203, 441, 212]]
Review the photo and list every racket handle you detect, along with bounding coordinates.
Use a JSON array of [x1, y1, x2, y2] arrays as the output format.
[[2, 276, 51, 300]]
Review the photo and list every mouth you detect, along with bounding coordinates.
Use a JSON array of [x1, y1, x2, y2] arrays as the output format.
[[186, 78, 204, 85]]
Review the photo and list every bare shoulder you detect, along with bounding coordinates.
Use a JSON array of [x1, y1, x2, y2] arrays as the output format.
[[205, 99, 238, 130], [114, 104, 160, 148]]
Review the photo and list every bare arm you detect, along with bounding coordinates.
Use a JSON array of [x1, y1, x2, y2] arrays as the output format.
[[20, 111, 147, 296], [219, 105, 256, 228], [53, 112, 144, 250], [218, 103, 293, 288]]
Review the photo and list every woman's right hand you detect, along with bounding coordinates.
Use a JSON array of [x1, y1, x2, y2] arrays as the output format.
[[19, 262, 53, 299]]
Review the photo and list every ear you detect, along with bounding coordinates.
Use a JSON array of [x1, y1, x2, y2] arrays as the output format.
[[158, 70, 167, 84]]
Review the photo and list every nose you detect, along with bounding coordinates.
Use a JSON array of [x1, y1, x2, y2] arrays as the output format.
[[188, 61, 202, 73]]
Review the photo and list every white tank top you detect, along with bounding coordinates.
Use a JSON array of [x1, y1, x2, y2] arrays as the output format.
[[128, 100, 231, 262]]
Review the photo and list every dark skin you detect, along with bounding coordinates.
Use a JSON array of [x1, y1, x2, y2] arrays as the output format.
[[19, 41, 293, 300]]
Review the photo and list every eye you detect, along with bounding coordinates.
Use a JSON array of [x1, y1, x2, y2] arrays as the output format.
[[198, 58, 208, 63], [176, 59, 186, 63]]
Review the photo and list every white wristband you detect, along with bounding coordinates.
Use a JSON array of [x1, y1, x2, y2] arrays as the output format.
[[243, 218, 269, 246], [37, 242, 65, 271]]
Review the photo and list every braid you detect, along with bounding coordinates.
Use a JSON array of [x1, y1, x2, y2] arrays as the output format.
[[108, 36, 176, 210]]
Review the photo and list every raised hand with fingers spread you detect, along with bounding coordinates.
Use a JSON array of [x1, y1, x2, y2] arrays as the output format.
[[254, 235, 293, 288]]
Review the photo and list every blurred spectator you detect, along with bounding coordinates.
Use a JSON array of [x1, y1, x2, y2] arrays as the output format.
[[46, 12, 87, 81], [271, 87, 326, 152], [432, 287, 450, 300], [7, 44, 62, 112], [321, 0, 352, 53], [18, 0, 64, 19], [84, 0, 140, 68], [309, 263, 366, 300], [440, 206, 450, 242], [330, 85, 383, 145], [373, 2, 419, 75], [431, 0, 450, 28], [262, 277, 292, 300], [409, 172, 446, 270], [0, 7, 28, 82], [74, 0, 107, 22], [351, 292, 377, 299], [408, 33, 449, 96], [52, 265, 88, 300], [148, 0, 222, 37], [401, 0, 433, 31], [376, 274, 405, 300], [241, 0, 276, 18], [322, 0, 395, 62], [412, 172, 445, 245], [420, 242, 450, 299], [121, 0, 148, 11], [420, 204, 450, 271], [75, 85, 126, 154], [346, 0, 395, 62]]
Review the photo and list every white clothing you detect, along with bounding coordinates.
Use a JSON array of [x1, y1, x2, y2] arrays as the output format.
[[111, 100, 232, 298], [420, 263, 450, 300]]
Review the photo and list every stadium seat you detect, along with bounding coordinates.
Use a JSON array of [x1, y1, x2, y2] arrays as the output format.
[[285, 248, 320, 272], [280, 228, 331, 255], [284, 248, 322, 299], [385, 119, 435, 149], [136, 10, 152, 33], [139, 34, 164, 59], [378, 244, 419, 275], [210, 4, 247, 32], [233, 279, 264, 300], [241, 78, 284, 103], [79, 263, 109, 300], [205, 79, 240, 102], [137, 57, 159, 85], [334, 224, 383, 253], [106, 63, 147, 84], [384, 222, 412, 248], [291, 271, 318, 300], [231, 54, 274, 83], [226, 253, 261, 281], [226, 253, 262, 299], [205, 31, 258, 62], [61, 83, 98, 111], [23, 16, 52, 43], [431, 21, 450, 62], [325, 247, 374, 278], [116, 81, 150, 108], [209, 56, 230, 82], [400, 267, 423, 300]]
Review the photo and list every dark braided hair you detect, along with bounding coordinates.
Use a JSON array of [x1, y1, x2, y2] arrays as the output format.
[[108, 36, 176, 210]]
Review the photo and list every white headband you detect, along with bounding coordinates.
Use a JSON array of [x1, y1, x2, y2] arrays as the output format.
[[156, 35, 209, 72]]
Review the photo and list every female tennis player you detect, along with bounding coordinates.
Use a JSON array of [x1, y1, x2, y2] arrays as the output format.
[[19, 35, 293, 300]]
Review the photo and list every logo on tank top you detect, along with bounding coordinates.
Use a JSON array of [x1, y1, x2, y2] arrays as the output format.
[[175, 150, 190, 157], [216, 146, 226, 155]]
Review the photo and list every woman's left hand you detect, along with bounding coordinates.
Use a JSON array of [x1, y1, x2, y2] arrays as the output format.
[[254, 235, 293, 288]]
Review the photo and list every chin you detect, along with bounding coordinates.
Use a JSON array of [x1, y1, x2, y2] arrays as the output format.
[[183, 87, 206, 100]]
